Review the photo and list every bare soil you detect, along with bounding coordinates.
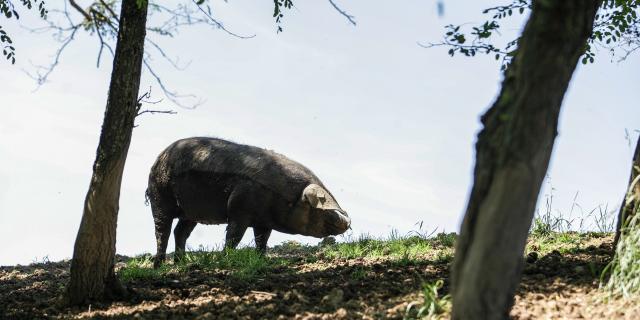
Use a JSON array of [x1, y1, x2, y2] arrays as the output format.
[[1, 234, 635, 319]]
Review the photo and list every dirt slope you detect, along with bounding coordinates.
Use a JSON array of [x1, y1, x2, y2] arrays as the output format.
[[1, 233, 635, 319]]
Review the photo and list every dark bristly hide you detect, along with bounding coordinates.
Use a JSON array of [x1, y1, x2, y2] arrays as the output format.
[[147, 137, 350, 268]]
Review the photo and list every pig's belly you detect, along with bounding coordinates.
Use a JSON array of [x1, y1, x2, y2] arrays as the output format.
[[173, 171, 231, 224]]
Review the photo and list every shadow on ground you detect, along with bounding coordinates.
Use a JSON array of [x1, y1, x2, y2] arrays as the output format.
[[0, 235, 616, 319]]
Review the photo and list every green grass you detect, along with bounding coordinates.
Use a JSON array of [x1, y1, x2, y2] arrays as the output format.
[[604, 212, 640, 298], [404, 279, 451, 320], [118, 209, 613, 288], [119, 230, 459, 283], [527, 188, 615, 256], [431, 232, 457, 248], [321, 233, 432, 260], [119, 247, 289, 283], [272, 240, 318, 256], [350, 267, 367, 281], [434, 251, 454, 264], [531, 188, 617, 237], [316, 231, 458, 268], [119, 255, 168, 282], [526, 230, 609, 255]]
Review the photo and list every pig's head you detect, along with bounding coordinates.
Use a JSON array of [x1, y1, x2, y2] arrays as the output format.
[[286, 184, 351, 237]]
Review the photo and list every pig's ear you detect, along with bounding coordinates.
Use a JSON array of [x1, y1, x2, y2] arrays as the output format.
[[302, 184, 324, 208], [302, 184, 341, 210]]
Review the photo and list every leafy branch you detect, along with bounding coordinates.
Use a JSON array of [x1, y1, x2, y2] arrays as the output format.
[[0, 0, 47, 64], [425, 0, 640, 68], [272, 0, 293, 33]]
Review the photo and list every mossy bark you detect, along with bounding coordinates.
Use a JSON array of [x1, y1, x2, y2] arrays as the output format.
[[66, 0, 148, 305], [451, 1, 602, 319]]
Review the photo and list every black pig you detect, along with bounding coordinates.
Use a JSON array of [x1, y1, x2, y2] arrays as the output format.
[[147, 137, 350, 268]]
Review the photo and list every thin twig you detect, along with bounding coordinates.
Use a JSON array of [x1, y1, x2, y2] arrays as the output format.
[[137, 109, 177, 116], [146, 38, 191, 70], [327, 0, 356, 26], [134, 88, 176, 123], [68, 0, 92, 21], [143, 58, 204, 109], [91, 10, 115, 67], [191, 0, 255, 39], [98, 0, 118, 19], [24, 26, 80, 87]]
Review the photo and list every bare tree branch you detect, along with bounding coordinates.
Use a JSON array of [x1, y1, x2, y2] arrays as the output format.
[[98, 0, 118, 19], [137, 109, 177, 116], [68, 0, 91, 21], [143, 58, 204, 109], [146, 38, 190, 70], [191, 0, 255, 39], [91, 10, 115, 67], [327, 0, 356, 26], [25, 1, 220, 108], [137, 88, 160, 104], [28, 0, 325, 109], [24, 26, 80, 86], [134, 88, 177, 126]]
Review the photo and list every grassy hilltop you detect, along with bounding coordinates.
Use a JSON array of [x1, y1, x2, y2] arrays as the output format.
[[3, 222, 637, 319]]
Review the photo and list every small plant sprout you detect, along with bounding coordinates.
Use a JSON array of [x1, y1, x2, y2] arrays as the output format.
[[404, 279, 451, 319]]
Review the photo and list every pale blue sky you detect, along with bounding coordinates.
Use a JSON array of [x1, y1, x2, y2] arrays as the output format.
[[1, 0, 638, 265]]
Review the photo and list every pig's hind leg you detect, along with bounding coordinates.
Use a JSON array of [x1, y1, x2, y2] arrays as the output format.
[[148, 186, 181, 269]]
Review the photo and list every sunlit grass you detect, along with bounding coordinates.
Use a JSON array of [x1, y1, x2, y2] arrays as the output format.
[[320, 231, 456, 262], [527, 188, 615, 256], [119, 230, 460, 283], [604, 213, 640, 298], [118, 209, 615, 289], [118, 255, 167, 282], [527, 224, 611, 256], [119, 247, 289, 283], [404, 279, 451, 320]]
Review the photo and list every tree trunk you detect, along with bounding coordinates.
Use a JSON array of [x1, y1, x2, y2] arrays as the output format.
[[66, 0, 148, 305], [614, 137, 640, 245], [451, 1, 602, 319]]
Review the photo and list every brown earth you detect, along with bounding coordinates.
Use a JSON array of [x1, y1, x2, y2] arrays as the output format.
[[0, 234, 636, 319]]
